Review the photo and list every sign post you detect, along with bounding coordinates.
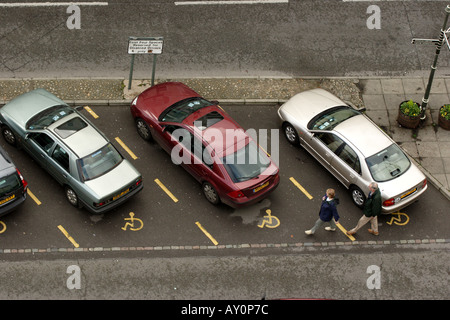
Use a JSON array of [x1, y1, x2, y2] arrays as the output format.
[[127, 36, 164, 89]]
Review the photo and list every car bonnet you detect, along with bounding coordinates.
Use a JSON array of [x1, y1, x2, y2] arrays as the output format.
[[1, 89, 68, 129]]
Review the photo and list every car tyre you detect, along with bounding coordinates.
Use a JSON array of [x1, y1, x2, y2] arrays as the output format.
[[2, 126, 17, 146], [350, 186, 366, 208], [283, 122, 300, 145], [202, 182, 220, 205], [65, 186, 80, 208], [135, 118, 152, 141]]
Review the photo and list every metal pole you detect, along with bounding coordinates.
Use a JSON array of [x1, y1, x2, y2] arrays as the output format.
[[151, 54, 157, 87], [420, 5, 450, 120], [128, 54, 135, 90]]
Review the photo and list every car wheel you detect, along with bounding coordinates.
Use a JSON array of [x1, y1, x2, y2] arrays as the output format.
[[135, 118, 152, 141], [65, 186, 80, 208], [202, 182, 220, 205], [283, 123, 299, 145], [350, 186, 366, 208], [1, 126, 16, 146]]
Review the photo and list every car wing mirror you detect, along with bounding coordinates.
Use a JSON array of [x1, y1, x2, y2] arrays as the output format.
[[345, 101, 366, 112]]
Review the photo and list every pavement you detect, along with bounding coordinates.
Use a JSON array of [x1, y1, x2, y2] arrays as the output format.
[[0, 76, 449, 201]]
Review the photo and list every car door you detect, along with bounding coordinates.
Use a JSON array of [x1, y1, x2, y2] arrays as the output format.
[[24, 132, 56, 169], [48, 144, 72, 186], [330, 143, 361, 187], [303, 131, 345, 173]]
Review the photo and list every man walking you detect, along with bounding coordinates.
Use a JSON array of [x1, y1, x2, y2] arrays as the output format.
[[305, 188, 340, 235], [347, 182, 382, 236]]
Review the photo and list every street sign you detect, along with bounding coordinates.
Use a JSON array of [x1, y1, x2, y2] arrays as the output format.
[[127, 36, 164, 89], [128, 37, 163, 54]]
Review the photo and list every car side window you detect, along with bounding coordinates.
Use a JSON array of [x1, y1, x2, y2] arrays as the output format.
[[192, 136, 214, 169], [338, 144, 361, 174], [51, 144, 70, 172], [29, 132, 55, 153], [316, 132, 344, 154]]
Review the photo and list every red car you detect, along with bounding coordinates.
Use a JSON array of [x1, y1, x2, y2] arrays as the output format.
[[130, 82, 279, 208]]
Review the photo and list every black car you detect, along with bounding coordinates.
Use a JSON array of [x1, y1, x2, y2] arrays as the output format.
[[0, 146, 27, 216]]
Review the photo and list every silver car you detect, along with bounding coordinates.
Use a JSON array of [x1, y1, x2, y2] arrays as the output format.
[[0, 89, 143, 214], [278, 88, 427, 214]]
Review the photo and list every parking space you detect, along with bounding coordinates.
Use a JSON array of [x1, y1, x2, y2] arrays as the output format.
[[0, 103, 448, 253]]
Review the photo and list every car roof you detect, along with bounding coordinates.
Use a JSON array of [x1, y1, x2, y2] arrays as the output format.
[[137, 82, 201, 119], [185, 106, 249, 158], [47, 113, 108, 158], [1, 89, 68, 128], [333, 114, 393, 157]]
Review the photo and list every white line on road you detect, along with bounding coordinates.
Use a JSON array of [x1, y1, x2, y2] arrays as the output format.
[[175, 0, 288, 5], [0, 2, 108, 7]]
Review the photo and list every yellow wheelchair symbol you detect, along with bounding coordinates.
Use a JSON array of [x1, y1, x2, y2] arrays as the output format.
[[387, 212, 409, 226], [257, 209, 280, 229], [121, 212, 144, 231], [0, 221, 6, 234]]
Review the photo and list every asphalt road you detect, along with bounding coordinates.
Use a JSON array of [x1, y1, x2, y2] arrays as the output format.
[[1, 0, 450, 78], [0, 104, 448, 250], [0, 104, 448, 301]]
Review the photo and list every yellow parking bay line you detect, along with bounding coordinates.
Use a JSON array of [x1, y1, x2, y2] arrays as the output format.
[[336, 223, 356, 241], [57, 225, 80, 248], [115, 137, 138, 160], [154, 178, 178, 203], [84, 106, 99, 119], [289, 177, 313, 200], [27, 188, 41, 205], [195, 221, 218, 246]]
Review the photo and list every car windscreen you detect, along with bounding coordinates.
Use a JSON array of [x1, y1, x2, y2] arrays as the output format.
[[0, 173, 21, 197], [26, 105, 74, 130], [366, 144, 411, 182], [159, 97, 212, 123], [77, 143, 123, 181], [221, 141, 271, 183], [308, 106, 360, 131]]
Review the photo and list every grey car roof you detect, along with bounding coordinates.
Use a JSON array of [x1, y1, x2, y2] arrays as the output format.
[[1, 89, 68, 128], [48, 112, 108, 158]]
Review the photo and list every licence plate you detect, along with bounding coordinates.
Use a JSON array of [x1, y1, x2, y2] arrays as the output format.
[[113, 188, 130, 201], [253, 181, 269, 193], [0, 194, 15, 205], [401, 188, 417, 199]]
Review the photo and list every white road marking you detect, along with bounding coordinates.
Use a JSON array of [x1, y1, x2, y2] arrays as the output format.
[[0, 2, 108, 7], [175, 0, 288, 5]]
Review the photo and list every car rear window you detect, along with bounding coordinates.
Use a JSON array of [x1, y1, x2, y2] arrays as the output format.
[[366, 144, 411, 182], [221, 141, 271, 183], [78, 143, 123, 181], [0, 173, 21, 197]]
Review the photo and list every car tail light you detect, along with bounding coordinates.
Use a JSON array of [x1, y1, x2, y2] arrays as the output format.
[[383, 198, 395, 207], [228, 190, 245, 199], [16, 169, 28, 192], [94, 201, 107, 208], [421, 179, 427, 189]]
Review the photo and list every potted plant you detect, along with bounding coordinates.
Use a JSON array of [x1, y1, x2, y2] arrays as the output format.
[[397, 100, 421, 129], [438, 104, 450, 130]]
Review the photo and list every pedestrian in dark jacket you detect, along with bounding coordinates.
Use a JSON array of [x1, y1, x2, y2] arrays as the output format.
[[305, 189, 340, 235], [347, 182, 382, 236]]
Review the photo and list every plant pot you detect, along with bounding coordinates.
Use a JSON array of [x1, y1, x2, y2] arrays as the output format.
[[438, 106, 450, 130], [397, 101, 421, 129]]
